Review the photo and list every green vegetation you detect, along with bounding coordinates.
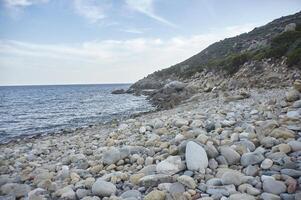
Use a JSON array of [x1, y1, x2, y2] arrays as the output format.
[[152, 23, 301, 79]]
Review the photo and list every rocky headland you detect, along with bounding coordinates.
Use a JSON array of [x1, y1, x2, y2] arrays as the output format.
[[1, 11, 301, 200]]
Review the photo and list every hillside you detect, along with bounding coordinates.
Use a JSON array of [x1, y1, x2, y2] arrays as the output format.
[[130, 11, 301, 92]]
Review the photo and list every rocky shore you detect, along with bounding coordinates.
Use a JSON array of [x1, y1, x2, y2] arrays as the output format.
[[1, 80, 301, 200]]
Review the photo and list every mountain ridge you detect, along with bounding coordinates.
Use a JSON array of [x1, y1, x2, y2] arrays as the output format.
[[129, 11, 301, 93]]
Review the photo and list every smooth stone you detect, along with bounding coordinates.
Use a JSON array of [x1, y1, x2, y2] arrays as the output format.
[[82, 197, 100, 200], [0, 183, 31, 198], [61, 187, 76, 200], [144, 190, 165, 200], [151, 118, 164, 129], [221, 171, 244, 186], [280, 169, 301, 178], [229, 193, 256, 200], [185, 141, 208, 172], [168, 182, 185, 200], [174, 118, 189, 128], [288, 141, 301, 152], [238, 184, 260, 195], [139, 174, 173, 187], [156, 156, 185, 175], [261, 137, 278, 148], [241, 152, 265, 166], [287, 111, 300, 119], [177, 175, 197, 189], [76, 189, 90, 199], [244, 165, 259, 176], [263, 179, 286, 195], [205, 143, 219, 158], [270, 128, 295, 139], [261, 192, 281, 200], [91, 180, 116, 197], [286, 90, 300, 102], [280, 193, 295, 200], [220, 146, 240, 165], [120, 190, 141, 199], [103, 147, 130, 165], [293, 100, 301, 108], [261, 159, 273, 169], [206, 178, 222, 186]]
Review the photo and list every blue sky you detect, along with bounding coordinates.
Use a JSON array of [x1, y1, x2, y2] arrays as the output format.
[[0, 0, 301, 85]]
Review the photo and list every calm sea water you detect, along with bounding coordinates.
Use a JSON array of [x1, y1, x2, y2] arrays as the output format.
[[0, 84, 153, 143]]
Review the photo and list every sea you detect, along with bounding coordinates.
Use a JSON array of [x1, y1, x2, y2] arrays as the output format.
[[0, 84, 154, 143]]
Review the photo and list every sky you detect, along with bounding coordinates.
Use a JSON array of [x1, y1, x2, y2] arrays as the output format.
[[0, 0, 301, 85]]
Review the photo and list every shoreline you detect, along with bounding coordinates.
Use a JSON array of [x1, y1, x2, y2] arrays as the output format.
[[0, 107, 158, 146], [1, 86, 301, 199]]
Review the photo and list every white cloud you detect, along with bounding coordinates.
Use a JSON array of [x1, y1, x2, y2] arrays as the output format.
[[0, 23, 255, 85], [3, 0, 48, 7], [73, 0, 107, 23], [125, 0, 177, 28]]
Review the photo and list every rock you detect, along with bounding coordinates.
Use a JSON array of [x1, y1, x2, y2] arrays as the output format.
[[208, 158, 218, 170], [284, 23, 296, 32], [139, 126, 147, 134], [91, 180, 116, 197], [60, 165, 70, 179], [103, 147, 129, 165], [120, 190, 141, 199], [156, 156, 185, 175], [0, 183, 31, 198], [293, 100, 301, 108], [205, 122, 215, 132], [139, 174, 173, 187], [261, 159, 273, 169], [174, 118, 189, 128], [229, 193, 256, 200], [145, 157, 154, 165], [286, 89, 300, 102], [280, 169, 301, 177], [111, 89, 126, 94], [270, 128, 295, 139], [151, 118, 164, 129], [205, 143, 219, 158], [197, 134, 209, 144], [238, 184, 260, 195], [261, 137, 278, 148], [28, 188, 47, 199], [261, 192, 281, 200], [76, 189, 90, 199], [130, 173, 145, 185], [288, 140, 301, 152], [275, 143, 291, 153], [244, 165, 259, 176], [185, 141, 208, 172], [263, 179, 286, 195], [241, 152, 265, 166], [82, 197, 100, 200], [221, 171, 244, 186], [177, 175, 197, 189], [294, 80, 301, 92], [169, 182, 185, 200], [61, 187, 76, 200], [144, 190, 166, 200], [220, 146, 240, 165], [285, 177, 297, 193]]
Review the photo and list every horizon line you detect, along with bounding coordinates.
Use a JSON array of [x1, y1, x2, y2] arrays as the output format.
[[0, 82, 133, 87]]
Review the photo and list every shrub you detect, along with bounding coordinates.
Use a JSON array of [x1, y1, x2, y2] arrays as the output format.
[[287, 48, 301, 68]]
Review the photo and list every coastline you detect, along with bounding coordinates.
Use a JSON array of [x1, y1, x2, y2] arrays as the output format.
[[1, 86, 301, 199]]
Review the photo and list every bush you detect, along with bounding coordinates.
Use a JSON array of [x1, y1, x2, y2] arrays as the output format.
[[287, 48, 301, 67]]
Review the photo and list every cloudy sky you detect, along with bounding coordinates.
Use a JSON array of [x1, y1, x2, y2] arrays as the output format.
[[0, 0, 300, 85]]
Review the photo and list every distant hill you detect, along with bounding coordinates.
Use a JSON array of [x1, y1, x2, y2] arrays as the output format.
[[130, 11, 301, 91]]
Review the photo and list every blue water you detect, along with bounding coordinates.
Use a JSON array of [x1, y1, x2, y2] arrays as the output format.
[[0, 84, 153, 143]]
